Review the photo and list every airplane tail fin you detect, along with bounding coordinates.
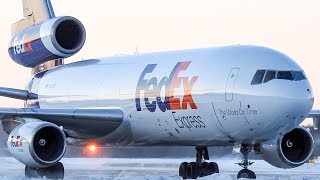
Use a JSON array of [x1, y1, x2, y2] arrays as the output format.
[[8, 0, 86, 73], [11, 0, 56, 35], [10, 0, 75, 74]]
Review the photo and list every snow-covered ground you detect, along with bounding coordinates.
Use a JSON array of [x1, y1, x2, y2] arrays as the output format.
[[0, 157, 320, 179]]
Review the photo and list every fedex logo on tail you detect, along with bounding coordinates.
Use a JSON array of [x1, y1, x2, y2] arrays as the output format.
[[135, 61, 199, 112], [12, 35, 33, 55]]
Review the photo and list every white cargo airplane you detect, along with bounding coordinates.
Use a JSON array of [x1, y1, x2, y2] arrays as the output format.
[[1, 0, 320, 179]]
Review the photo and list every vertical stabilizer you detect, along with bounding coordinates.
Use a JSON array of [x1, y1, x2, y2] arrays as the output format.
[[10, 0, 65, 74], [12, 0, 56, 35]]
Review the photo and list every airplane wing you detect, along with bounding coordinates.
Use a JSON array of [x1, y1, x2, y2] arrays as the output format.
[[308, 110, 320, 129], [0, 87, 37, 100], [0, 87, 124, 139], [0, 108, 123, 139], [308, 110, 320, 118]]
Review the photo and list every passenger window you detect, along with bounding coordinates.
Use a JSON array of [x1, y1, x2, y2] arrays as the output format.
[[251, 70, 266, 85], [263, 71, 276, 83], [293, 71, 306, 81], [277, 71, 294, 80]]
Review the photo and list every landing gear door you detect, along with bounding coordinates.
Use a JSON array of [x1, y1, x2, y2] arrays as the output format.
[[225, 67, 240, 101]]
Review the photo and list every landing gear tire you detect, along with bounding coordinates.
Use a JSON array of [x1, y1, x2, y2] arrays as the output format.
[[46, 162, 64, 179], [179, 147, 219, 179], [237, 169, 256, 179], [179, 162, 188, 179], [187, 162, 200, 179], [209, 162, 219, 173], [25, 162, 64, 179]]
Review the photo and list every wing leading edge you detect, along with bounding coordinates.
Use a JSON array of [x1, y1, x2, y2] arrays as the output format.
[[308, 110, 320, 129], [0, 108, 124, 139], [0, 87, 37, 100]]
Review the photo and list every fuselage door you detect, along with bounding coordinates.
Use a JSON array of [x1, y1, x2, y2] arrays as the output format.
[[225, 67, 240, 101]]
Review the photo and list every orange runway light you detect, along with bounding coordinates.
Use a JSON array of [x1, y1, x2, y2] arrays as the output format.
[[89, 144, 96, 152], [84, 143, 102, 157]]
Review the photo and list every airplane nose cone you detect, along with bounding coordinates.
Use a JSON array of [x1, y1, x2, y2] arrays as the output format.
[[285, 80, 314, 126], [302, 82, 314, 106]]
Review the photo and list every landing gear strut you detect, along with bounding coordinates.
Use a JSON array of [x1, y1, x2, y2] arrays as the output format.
[[237, 145, 256, 179], [25, 162, 64, 179], [179, 146, 219, 179]]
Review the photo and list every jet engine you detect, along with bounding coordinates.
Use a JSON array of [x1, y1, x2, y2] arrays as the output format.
[[8, 16, 86, 67], [7, 121, 66, 168], [308, 127, 320, 159], [260, 127, 314, 168]]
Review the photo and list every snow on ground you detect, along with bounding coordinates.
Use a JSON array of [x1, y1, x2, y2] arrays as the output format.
[[0, 157, 320, 179]]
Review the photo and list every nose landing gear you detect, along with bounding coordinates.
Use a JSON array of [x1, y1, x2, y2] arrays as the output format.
[[179, 146, 219, 179], [236, 145, 256, 179]]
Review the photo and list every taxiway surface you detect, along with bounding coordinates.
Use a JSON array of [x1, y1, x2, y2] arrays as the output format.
[[0, 157, 320, 179]]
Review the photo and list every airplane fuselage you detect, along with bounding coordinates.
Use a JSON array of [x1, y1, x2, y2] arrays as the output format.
[[26, 45, 314, 146], [5, 1, 318, 178]]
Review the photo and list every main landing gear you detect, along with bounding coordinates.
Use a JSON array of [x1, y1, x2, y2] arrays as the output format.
[[236, 145, 256, 179], [179, 146, 219, 179], [25, 162, 64, 179]]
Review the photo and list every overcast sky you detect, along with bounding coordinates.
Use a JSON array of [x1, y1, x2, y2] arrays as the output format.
[[0, 0, 319, 108]]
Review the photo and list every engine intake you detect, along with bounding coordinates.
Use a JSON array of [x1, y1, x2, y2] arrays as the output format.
[[8, 121, 66, 168], [261, 127, 314, 168], [44, 16, 86, 56], [8, 16, 86, 67]]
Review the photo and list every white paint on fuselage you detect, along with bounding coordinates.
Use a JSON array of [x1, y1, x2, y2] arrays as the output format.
[[28, 45, 314, 146]]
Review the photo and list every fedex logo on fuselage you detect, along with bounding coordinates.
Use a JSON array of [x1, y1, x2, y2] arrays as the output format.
[[135, 61, 199, 112]]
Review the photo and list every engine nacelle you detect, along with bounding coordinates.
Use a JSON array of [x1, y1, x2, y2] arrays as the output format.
[[7, 121, 66, 168], [261, 127, 314, 168], [309, 127, 320, 158], [8, 16, 86, 67]]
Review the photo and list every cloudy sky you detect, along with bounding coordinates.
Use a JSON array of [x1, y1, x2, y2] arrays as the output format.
[[0, 0, 319, 108]]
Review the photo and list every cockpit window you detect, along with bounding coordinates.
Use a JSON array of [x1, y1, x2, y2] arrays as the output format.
[[292, 71, 306, 81], [263, 71, 276, 83], [251, 70, 266, 85], [251, 70, 306, 85], [277, 71, 294, 80]]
